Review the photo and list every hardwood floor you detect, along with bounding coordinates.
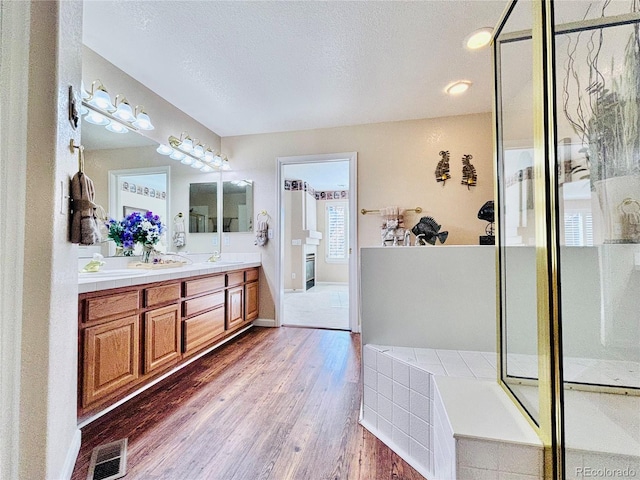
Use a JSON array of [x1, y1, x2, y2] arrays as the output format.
[[72, 326, 425, 480]]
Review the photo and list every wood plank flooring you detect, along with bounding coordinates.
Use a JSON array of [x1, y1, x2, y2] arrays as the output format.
[[71, 327, 426, 480]]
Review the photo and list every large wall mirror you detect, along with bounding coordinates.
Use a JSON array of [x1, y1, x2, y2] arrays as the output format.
[[222, 180, 253, 232], [79, 118, 173, 257], [189, 182, 218, 233]]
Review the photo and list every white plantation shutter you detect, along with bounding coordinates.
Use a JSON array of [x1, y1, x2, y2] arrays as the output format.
[[563, 212, 593, 246], [326, 202, 348, 262]]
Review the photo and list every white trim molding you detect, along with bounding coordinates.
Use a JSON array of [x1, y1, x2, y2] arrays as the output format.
[[276, 152, 359, 332]]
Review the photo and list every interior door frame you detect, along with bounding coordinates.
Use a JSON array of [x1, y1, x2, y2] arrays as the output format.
[[275, 152, 359, 332]]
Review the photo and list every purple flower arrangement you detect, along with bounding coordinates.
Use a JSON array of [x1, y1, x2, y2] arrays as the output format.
[[106, 211, 165, 252]]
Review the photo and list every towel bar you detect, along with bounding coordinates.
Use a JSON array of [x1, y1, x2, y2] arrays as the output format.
[[360, 206, 423, 215]]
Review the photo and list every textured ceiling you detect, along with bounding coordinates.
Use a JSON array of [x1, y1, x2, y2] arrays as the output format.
[[83, 0, 510, 137]]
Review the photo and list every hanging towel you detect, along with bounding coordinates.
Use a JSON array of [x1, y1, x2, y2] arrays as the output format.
[[255, 211, 270, 246], [70, 171, 102, 245], [173, 213, 186, 247]]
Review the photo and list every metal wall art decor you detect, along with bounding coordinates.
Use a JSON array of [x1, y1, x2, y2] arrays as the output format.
[[461, 154, 477, 189], [411, 216, 449, 245], [435, 150, 451, 185]]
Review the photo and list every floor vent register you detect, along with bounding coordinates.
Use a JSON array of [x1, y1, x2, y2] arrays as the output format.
[[86, 438, 128, 480]]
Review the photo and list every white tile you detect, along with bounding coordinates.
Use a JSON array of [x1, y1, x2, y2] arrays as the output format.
[[443, 364, 475, 377], [458, 466, 500, 480], [482, 352, 498, 368], [367, 344, 390, 353], [377, 393, 393, 423], [410, 366, 431, 397], [114, 278, 133, 288], [410, 438, 431, 472], [410, 413, 430, 448], [582, 451, 640, 473], [393, 359, 410, 386], [392, 427, 410, 453], [393, 404, 410, 434], [498, 472, 539, 480], [362, 406, 377, 428], [410, 390, 430, 422], [458, 438, 499, 471], [377, 415, 392, 440], [78, 282, 97, 293], [362, 345, 377, 370], [364, 366, 377, 389], [377, 351, 393, 377], [418, 364, 447, 376], [437, 349, 464, 360], [564, 450, 583, 480], [498, 443, 541, 476], [391, 346, 417, 363], [393, 382, 410, 410], [363, 386, 377, 411], [415, 348, 441, 364], [378, 372, 393, 399]]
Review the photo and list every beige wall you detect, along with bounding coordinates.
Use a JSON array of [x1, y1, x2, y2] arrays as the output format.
[[19, 2, 83, 478], [83, 47, 221, 153], [221, 112, 494, 321]]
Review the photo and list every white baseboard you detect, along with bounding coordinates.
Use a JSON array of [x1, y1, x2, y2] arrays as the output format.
[[253, 318, 276, 327], [62, 428, 81, 480]]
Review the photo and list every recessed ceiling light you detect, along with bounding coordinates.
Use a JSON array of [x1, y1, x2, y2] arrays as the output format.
[[445, 81, 472, 96], [465, 27, 493, 50]]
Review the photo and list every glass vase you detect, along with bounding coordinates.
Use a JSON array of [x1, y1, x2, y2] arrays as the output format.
[[141, 244, 154, 263]]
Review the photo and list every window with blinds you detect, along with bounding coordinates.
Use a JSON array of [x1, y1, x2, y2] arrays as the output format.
[[564, 212, 593, 246], [326, 202, 348, 262]]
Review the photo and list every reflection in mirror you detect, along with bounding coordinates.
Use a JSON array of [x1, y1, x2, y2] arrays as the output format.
[[80, 114, 173, 258], [189, 183, 218, 233], [222, 180, 253, 232]]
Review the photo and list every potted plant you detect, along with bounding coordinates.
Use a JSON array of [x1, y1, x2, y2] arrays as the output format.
[[562, 19, 640, 243]]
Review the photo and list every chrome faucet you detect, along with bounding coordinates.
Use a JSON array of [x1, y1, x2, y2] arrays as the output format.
[[208, 251, 221, 262]]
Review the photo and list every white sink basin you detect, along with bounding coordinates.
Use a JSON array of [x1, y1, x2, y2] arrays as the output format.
[[78, 269, 148, 278]]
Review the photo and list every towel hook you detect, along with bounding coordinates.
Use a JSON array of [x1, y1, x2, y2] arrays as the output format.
[[70, 139, 85, 173]]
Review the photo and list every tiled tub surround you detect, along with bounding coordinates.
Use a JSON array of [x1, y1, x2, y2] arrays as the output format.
[[362, 345, 543, 480], [362, 345, 640, 479]]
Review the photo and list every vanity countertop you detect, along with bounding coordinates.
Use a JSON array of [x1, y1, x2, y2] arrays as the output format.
[[78, 259, 261, 293]]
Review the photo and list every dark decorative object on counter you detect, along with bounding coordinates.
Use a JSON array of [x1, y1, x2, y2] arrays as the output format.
[[461, 154, 477, 189], [412, 216, 448, 245], [477, 200, 495, 245], [435, 150, 451, 185]]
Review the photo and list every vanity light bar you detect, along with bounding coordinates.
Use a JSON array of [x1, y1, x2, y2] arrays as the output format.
[[158, 133, 231, 172], [81, 80, 155, 133]]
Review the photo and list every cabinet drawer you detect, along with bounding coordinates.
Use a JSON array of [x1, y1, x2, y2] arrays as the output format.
[[183, 291, 224, 318], [145, 283, 181, 308], [226, 271, 245, 287], [245, 268, 259, 283], [183, 307, 225, 355], [184, 275, 225, 297], [85, 291, 139, 323]]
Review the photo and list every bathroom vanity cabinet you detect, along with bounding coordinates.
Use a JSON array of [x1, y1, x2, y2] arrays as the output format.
[[78, 267, 259, 419]]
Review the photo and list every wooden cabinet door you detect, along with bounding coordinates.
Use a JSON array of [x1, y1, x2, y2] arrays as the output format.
[[226, 286, 244, 330], [83, 315, 139, 407], [245, 282, 259, 322], [144, 304, 181, 374]]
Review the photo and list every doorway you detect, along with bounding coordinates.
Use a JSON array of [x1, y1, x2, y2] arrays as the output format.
[[276, 153, 358, 332]]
